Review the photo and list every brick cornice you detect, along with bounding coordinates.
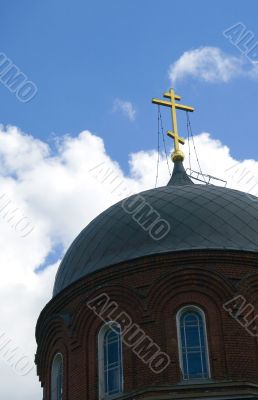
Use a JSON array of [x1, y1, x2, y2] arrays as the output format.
[[36, 250, 258, 341]]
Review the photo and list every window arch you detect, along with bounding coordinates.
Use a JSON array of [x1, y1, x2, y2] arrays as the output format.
[[51, 353, 63, 400], [176, 306, 210, 381], [98, 322, 123, 399]]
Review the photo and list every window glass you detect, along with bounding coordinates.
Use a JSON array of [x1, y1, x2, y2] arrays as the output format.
[[51, 353, 63, 400], [100, 323, 123, 398], [178, 308, 209, 380]]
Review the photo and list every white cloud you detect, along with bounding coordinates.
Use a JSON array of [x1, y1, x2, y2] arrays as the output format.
[[0, 125, 257, 398], [112, 98, 136, 121], [169, 46, 258, 84]]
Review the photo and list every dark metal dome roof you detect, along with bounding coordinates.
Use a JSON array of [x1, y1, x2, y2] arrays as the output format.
[[53, 161, 258, 296]]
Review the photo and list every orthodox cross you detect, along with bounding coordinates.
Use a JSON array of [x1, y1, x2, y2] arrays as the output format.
[[152, 88, 194, 162]]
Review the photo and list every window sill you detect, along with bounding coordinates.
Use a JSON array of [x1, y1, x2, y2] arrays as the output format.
[[177, 378, 214, 385]]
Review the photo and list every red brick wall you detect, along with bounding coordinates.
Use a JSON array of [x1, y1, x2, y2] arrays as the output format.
[[35, 250, 258, 399]]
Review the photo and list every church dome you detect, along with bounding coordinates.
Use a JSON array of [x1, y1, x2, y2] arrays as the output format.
[[53, 161, 258, 296], [37, 89, 258, 400]]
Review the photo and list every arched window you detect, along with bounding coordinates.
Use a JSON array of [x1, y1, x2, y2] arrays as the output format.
[[98, 322, 123, 399], [177, 306, 210, 381], [51, 353, 63, 400]]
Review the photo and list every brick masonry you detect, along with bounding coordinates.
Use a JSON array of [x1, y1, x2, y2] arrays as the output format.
[[35, 250, 258, 399]]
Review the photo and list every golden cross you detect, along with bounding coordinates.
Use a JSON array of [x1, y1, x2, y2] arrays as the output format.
[[152, 88, 194, 162]]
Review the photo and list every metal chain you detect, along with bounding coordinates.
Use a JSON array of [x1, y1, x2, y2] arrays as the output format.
[[159, 107, 171, 177], [186, 112, 192, 172], [186, 112, 206, 181], [155, 106, 161, 188]]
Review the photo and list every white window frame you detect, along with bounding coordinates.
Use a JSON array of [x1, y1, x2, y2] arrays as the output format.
[[176, 305, 211, 381], [51, 352, 64, 400], [98, 321, 124, 400]]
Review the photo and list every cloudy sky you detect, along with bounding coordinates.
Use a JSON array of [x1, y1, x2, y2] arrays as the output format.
[[1, 1, 258, 398]]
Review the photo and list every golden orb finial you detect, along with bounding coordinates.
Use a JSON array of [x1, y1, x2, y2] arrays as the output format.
[[172, 149, 185, 162]]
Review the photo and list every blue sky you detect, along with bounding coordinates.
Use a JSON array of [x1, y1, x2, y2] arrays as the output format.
[[1, 0, 258, 173]]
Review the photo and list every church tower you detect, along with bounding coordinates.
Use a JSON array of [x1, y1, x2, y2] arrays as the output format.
[[35, 89, 258, 399]]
